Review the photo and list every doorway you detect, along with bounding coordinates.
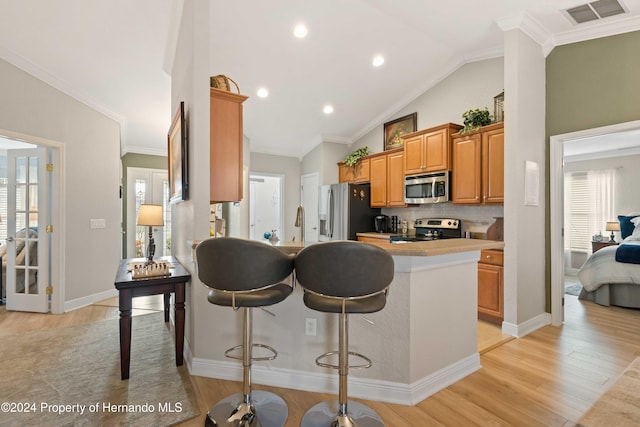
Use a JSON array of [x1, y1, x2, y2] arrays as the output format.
[[125, 167, 171, 259], [0, 133, 61, 313], [550, 120, 640, 325], [248, 173, 284, 242]]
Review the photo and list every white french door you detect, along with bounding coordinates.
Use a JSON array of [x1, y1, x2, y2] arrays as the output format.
[[126, 168, 170, 259], [6, 148, 49, 312]]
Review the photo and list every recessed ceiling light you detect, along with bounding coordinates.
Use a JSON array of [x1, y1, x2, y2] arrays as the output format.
[[257, 88, 269, 98], [372, 55, 385, 67], [323, 105, 334, 114], [293, 23, 308, 38]]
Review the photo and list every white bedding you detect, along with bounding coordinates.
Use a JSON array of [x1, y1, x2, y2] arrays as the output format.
[[577, 245, 640, 292]]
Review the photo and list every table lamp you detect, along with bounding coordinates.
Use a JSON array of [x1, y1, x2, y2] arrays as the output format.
[[606, 221, 620, 243], [137, 204, 164, 264]]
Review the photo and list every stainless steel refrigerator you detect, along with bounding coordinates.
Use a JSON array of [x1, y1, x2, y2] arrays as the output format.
[[318, 183, 381, 241]]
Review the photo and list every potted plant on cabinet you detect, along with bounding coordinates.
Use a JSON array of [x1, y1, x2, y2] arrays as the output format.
[[343, 146, 370, 167], [461, 108, 492, 134]]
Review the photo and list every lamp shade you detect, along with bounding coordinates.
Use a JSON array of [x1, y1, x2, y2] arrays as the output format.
[[137, 204, 164, 226], [606, 221, 620, 232]]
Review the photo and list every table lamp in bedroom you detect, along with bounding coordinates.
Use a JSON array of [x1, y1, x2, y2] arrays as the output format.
[[606, 221, 620, 243]]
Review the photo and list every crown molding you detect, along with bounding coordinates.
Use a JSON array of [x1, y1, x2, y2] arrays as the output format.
[[321, 135, 352, 145], [550, 14, 640, 48], [121, 144, 167, 157], [0, 45, 128, 150], [496, 12, 555, 56], [0, 46, 125, 126]]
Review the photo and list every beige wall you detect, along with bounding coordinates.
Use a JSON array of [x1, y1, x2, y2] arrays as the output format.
[[352, 57, 504, 155], [0, 58, 121, 307]]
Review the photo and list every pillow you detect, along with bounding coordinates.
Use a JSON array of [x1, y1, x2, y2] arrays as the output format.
[[618, 215, 640, 239], [630, 217, 640, 240]]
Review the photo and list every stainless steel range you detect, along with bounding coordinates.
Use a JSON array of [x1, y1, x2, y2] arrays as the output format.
[[390, 218, 461, 242]]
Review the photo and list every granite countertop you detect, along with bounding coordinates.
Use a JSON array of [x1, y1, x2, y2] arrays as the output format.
[[193, 237, 503, 257], [274, 238, 503, 256]]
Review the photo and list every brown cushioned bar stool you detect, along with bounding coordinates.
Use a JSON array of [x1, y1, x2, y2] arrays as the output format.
[[196, 237, 295, 427], [295, 241, 394, 427]]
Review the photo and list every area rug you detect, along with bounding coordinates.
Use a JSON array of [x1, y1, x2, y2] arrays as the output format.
[[577, 356, 640, 426], [565, 283, 583, 296], [0, 312, 199, 426]]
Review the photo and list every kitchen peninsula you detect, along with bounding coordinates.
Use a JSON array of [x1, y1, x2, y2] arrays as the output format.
[[192, 237, 503, 405]]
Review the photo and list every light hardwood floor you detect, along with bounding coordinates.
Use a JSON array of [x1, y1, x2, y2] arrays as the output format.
[[2, 294, 639, 426]]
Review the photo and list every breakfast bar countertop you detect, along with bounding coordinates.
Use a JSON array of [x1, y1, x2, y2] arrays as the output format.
[[273, 238, 504, 256]]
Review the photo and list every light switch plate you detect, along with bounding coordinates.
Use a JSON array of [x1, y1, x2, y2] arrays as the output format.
[[90, 219, 106, 229]]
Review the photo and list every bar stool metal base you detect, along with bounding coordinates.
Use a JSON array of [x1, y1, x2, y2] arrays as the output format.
[[204, 390, 288, 427], [300, 400, 384, 427]]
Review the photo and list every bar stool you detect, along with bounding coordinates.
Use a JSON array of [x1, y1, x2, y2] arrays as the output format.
[[196, 237, 295, 427], [294, 241, 394, 427]]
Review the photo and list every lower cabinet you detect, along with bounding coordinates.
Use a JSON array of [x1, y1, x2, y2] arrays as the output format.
[[478, 249, 504, 325]]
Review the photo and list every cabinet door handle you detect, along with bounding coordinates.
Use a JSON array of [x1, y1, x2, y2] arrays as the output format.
[[486, 255, 491, 259]]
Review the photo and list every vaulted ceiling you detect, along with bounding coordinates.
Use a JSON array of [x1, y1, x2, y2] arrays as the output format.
[[1, 0, 639, 158]]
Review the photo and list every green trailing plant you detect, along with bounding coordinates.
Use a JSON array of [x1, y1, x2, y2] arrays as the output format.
[[461, 108, 492, 134], [343, 146, 370, 167]]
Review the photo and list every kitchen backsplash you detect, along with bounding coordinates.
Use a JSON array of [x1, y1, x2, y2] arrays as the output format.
[[383, 204, 504, 238]]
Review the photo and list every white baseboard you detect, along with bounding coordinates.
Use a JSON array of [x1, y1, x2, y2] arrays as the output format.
[[502, 312, 551, 338], [64, 288, 119, 312], [190, 352, 481, 406]]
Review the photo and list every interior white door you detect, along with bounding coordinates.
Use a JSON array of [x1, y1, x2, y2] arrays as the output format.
[[6, 148, 49, 312], [126, 168, 169, 259], [301, 173, 319, 243]]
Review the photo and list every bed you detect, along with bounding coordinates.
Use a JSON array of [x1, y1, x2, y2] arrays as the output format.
[[578, 214, 640, 307]]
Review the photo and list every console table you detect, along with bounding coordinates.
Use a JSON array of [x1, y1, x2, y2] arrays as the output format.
[[114, 256, 190, 380]]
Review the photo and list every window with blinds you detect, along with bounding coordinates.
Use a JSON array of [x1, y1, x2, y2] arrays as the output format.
[[565, 168, 616, 252]]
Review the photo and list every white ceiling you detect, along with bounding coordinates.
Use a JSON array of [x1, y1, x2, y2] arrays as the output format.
[[1, 0, 640, 158]]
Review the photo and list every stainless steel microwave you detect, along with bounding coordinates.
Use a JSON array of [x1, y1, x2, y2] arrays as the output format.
[[404, 171, 449, 204]]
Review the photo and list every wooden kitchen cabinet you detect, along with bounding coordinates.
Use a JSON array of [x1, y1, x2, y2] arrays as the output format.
[[478, 249, 504, 325], [338, 158, 370, 183], [452, 122, 503, 204], [369, 148, 405, 208], [404, 123, 463, 175], [210, 87, 248, 202]]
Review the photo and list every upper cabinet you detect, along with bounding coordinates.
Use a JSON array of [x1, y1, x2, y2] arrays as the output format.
[[369, 148, 405, 208], [403, 123, 463, 175], [210, 88, 248, 203], [451, 122, 504, 204], [338, 158, 370, 184]]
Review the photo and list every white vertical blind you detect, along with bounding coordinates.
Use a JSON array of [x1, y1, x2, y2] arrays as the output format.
[[565, 169, 616, 252]]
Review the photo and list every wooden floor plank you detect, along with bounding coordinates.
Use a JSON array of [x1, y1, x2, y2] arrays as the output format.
[[3, 294, 640, 426]]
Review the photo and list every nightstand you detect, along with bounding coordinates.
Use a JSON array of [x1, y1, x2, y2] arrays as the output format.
[[592, 241, 618, 253]]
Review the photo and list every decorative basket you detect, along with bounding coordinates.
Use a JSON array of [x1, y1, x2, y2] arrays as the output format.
[[210, 75, 240, 93]]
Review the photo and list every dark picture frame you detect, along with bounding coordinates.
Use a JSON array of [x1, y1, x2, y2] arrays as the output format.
[[383, 112, 417, 150], [168, 101, 188, 203]]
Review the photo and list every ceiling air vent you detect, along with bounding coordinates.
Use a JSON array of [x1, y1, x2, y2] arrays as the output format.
[[566, 0, 627, 24]]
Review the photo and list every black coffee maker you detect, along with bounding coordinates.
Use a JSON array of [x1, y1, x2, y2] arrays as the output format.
[[374, 215, 389, 233]]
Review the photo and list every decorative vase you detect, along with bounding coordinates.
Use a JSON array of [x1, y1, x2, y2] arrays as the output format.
[[487, 217, 504, 241]]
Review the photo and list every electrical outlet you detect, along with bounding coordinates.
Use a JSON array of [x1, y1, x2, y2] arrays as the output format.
[[305, 318, 317, 336]]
